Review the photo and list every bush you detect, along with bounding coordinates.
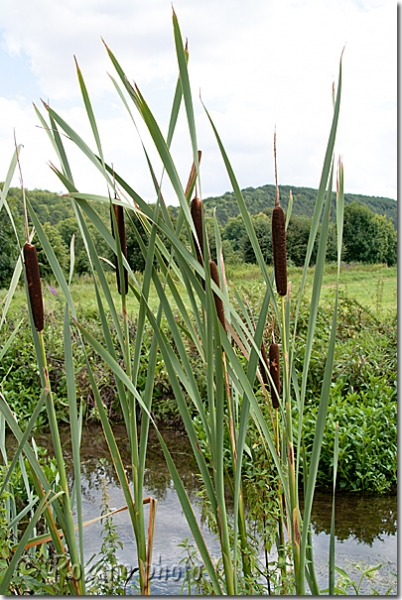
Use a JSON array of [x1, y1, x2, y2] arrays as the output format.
[[293, 296, 397, 493], [303, 376, 397, 493]]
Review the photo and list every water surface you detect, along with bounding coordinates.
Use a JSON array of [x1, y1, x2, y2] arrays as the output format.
[[30, 424, 398, 595]]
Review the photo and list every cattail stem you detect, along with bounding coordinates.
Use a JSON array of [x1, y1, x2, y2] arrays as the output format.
[[280, 293, 302, 592], [184, 150, 202, 198], [24, 243, 44, 332], [38, 330, 84, 593], [14, 132, 29, 243]]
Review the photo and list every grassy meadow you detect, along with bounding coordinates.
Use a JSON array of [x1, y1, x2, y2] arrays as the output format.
[[1, 262, 396, 322]]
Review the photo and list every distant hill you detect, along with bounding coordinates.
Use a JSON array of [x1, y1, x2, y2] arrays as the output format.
[[6, 183, 397, 230], [201, 184, 397, 229]]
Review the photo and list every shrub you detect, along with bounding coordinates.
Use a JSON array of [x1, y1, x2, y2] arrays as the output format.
[[303, 376, 397, 493]]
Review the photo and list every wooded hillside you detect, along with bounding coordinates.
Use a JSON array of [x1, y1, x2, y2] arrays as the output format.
[[0, 183, 397, 288], [200, 184, 397, 229]]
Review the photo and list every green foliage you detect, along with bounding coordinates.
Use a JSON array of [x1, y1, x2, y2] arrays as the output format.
[[202, 184, 397, 229], [303, 376, 397, 493], [239, 211, 339, 267], [85, 459, 128, 595], [371, 213, 397, 266], [0, 305, 180, 427], [7, 186, 75, 226], [286, 215, 315, 266], [0, 195, 23, 289], [0, 20, 395, 595], [243, 213, 273, 264], [343, 202, 397, 266], [327, 562, 396, 595], [34, 222, 69, 279], [0, 453, 131, 595], [295, 297, 397, 493], [0, 451, 69, 595], [222, 214, 247, 252], [0, 183, 395, 284], [1, 286, 397, 495]]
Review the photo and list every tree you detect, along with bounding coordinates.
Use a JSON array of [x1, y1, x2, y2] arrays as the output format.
[[286, 215, 313, 267], [34, 222, 69, 278], [343, 202, 397, 265], [370, 214, 397, 266], [222, 215, 247, 253], [126, 214, 154, 273], [0, 209, 20, 289], [242, 213, 272, 264]]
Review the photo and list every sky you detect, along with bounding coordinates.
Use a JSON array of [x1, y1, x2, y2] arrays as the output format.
[[0, 0, 397, 206]]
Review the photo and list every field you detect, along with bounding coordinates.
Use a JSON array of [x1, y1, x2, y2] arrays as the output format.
[[1, 262, 396, 321], [227, 262, 396, 313]]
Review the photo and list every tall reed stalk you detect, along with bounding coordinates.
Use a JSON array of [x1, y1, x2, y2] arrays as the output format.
[[4, 11, 346, 594], [0, 149, 86, 594]]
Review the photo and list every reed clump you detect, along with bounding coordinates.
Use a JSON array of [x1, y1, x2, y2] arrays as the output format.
[[21, 17, 345, 594]]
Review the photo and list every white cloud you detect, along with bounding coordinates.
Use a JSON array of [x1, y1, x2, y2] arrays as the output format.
[[0, 0, 396, 203]]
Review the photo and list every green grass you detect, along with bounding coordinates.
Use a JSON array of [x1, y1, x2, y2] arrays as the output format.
[[1, 263, 396, 322], [226, 262, 396, 316]]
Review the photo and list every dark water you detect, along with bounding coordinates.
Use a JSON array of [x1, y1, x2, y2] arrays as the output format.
[[25, 425, 397, 595]]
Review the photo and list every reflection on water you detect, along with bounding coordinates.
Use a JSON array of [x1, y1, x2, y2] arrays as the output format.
[[308, 490, 397, 545], [8, 424, 397, 594]]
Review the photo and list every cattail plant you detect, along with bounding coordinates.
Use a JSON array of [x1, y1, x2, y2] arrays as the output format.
[[272, 130, 287, 297], [111, 203, 128, 295], [32, 16, 344, 594], [14, 147, 84, 593], [23, 243, 44, 332]]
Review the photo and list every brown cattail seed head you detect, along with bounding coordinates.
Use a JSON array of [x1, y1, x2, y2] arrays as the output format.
[[190, 196, 204, 264], [23, 243, 44, 332], [209, 260, 226, 332], [272, 205, 287, 296], [111, 204, 128, 295], [269, 342, 281, 409]]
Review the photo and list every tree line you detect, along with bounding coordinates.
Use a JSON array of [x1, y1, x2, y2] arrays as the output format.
[[0, 186, 397, 288], [201, 184, 397, 229]]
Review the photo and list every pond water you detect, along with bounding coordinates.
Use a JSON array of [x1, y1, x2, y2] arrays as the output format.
[[29, 424, 397, 595]]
